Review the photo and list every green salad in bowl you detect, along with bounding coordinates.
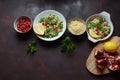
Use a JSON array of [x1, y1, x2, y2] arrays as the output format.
[[87, 16, 111, 39], [39, 14, 63, 38], [86, 11, 113, 43]]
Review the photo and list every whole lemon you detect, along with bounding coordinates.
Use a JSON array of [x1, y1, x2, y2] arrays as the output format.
[[103, 41, 118, 53]]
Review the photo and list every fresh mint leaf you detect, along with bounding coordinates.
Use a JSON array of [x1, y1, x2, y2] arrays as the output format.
[[61, 37, 75, 53], [27, 41, 37, 54]]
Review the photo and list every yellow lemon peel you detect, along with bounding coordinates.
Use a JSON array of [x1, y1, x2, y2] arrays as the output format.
[[103, 41, 118, 53]]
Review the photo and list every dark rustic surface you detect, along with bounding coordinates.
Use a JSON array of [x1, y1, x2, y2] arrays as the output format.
[[0, 0, 120, 80]]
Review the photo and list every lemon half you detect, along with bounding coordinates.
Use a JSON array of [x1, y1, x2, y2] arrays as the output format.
[[89, 29, 100, 38], [103, 41, 118, 53], [33, 23, 45, 35]]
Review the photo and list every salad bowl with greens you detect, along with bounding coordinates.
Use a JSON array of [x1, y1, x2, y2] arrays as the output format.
[[86, 11, 113, 43], [33, 10, 66, 41]]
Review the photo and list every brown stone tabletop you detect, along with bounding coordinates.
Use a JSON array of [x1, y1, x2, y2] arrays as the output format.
[[0, 0, 120, 80]]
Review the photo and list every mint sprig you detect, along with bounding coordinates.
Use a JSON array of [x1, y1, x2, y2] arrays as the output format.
[[27, 41, 37, 54], [61, 37, 75, 53]]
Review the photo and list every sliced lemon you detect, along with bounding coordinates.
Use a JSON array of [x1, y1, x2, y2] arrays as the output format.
[[89, 29, 100, 38], [103, 41, 118, 53], [33, 23, 45, 35]]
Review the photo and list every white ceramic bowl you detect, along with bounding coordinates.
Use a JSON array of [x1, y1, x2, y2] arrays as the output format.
[[86, 11, 114, 43], [33, 10, 66, 41], [14, 16, 32, 33]]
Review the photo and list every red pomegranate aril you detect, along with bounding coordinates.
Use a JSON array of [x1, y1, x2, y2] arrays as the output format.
[[94, 49, 108, 59], [17, 17, 31, 32], [96, 59, 107, 70], [107, 56, 120, 71], [94, 49, 120, 71]]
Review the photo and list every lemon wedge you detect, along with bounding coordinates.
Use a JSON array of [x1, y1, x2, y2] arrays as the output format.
[[33, 23, 45, 35], [89, 29, 100, 38], [103, 41, 118, 53]]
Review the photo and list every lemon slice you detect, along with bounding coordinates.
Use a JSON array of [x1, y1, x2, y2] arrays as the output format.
[[103, 41, 118, 53], [33, 23, 45, 35], [89, 29, 100, 38]]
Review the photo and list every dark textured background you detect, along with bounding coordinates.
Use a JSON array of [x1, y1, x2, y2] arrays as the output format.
[[0, 0, 120, 80]]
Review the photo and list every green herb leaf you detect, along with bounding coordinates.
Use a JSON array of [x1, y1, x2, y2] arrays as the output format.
[[96, 16, 105, 23], [98, 26, 106, 31], [88, 22, 97, 28], [61, 37, 75, 53], [27, 41, 37, 54], [88, 22, 106, 31]]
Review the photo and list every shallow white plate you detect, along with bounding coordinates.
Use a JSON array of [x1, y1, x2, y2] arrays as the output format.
[[33, 10, 66, 41]]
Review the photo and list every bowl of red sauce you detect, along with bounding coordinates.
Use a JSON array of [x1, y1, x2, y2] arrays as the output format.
[[14, 16, 32, 33]]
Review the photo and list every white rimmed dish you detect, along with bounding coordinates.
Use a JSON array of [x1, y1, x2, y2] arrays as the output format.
[[86, 11, 114, 43], [33, 10, 66, 41]]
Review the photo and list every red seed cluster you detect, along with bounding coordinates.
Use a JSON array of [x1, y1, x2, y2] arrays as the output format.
[[94, 49, 120, 71], [17, 17, 31, 32]]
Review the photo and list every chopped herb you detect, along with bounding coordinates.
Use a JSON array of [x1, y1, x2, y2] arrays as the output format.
[[98, 26, 106, 31], [27, 41, 37, 54], [61, 37, 75, 53], [88, 22, 106, 31], [58, 22, 63, 29], [96, 16, 105, 23]]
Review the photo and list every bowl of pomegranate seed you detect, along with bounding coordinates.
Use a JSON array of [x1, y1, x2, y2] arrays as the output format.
[[14, 16, 32, 33]]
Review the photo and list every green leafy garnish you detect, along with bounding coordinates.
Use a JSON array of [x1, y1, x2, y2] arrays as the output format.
[[88, 22, 97, 28], [88, 22, 106, 31], [27, 41, 37, 54], [61, 37, 75, 53], [96, 16, 105, 23], [58, 22, 63, 29]]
